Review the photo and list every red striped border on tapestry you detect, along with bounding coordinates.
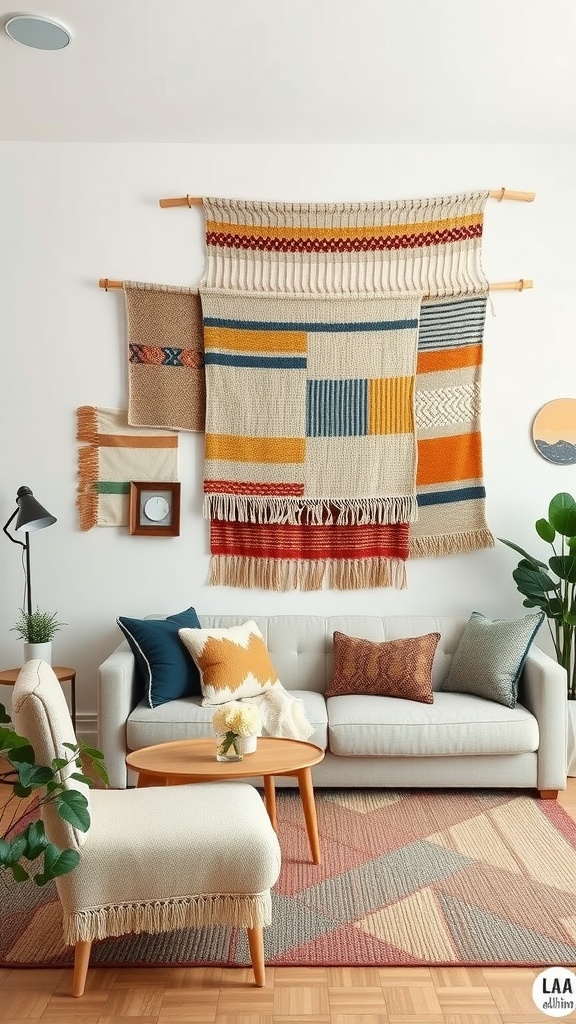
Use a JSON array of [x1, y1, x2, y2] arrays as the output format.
[[210, 520, 409, 560]]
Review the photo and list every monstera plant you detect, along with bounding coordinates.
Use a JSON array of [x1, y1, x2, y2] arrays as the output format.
[[0, 701, 108, 885], [499, 491, 576, 701]]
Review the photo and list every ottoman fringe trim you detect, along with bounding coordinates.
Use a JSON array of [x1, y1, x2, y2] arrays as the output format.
[[209, 555, 407, 591], [63, 891, 272, 944]]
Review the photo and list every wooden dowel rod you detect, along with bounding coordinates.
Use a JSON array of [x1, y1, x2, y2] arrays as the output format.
[[489, 278, 533, 291], [158, 196, 203, 208], [158, 188, 535, 209], [488, 188, 535, 203], [99, 278, 124, 290], [99, 277, 532, 293]]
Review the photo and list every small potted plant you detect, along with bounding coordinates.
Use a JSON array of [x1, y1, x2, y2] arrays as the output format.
[[10, 608, 66, 665]]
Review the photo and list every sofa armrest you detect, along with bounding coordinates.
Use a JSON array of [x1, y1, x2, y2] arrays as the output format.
[[98, 640, 139, 789], [519, 644, 567, 791]]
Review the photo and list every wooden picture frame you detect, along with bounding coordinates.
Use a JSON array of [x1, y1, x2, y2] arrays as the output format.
[[129, 482, 181, 537]]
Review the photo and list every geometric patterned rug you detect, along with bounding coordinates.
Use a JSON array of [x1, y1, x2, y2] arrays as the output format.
[[2, 789, 576, 968]]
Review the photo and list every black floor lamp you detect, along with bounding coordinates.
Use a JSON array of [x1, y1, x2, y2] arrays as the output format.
[[3, 486, 57, 615]]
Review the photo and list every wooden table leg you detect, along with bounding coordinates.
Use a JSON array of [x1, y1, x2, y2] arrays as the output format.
[[135, 772, 166, 788], [296, 767, 321, 864], [263, 775, 278, 832]]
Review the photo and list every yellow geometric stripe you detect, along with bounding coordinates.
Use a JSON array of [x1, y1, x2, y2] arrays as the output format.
[[204, 327, 308, 353], [206, 434, 306, 463], [369, 377, 414, 435], [206, 213, 483, 241]]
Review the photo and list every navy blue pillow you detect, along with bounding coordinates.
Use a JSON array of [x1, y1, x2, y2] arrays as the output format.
[[117, 607, 202, 708]]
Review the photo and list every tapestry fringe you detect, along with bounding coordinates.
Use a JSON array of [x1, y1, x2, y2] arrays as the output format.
[[76, 425, 99, 531], [63, 891, 272, 945], [210, 555, 407, 591], [204, 494, 417, 527], [409, 528, 495, 559], [76, 405, 98, 444]]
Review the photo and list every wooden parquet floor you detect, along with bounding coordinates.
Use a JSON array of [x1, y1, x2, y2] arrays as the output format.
[[1, 780, 575, 1023]]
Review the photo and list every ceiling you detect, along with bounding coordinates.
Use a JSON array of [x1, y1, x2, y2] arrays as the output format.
[[1, 0, 575, 143]]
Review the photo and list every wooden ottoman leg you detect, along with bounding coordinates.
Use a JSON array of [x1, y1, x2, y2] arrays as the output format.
[[247, 925, 265, 987], [72, 939, 92, 997], [538, 789, 558, 800]]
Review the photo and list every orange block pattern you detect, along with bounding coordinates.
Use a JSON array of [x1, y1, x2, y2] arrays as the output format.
[[417, 432, 483, 486]]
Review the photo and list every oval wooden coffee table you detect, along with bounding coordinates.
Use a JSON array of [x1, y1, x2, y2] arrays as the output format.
[[126, 736, 325, 864]]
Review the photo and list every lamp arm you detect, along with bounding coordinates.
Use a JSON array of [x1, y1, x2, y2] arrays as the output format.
[[3, 509, 26, 550]]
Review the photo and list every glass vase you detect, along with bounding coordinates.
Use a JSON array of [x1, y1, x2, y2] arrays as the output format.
[[215, 733, 243, 762]]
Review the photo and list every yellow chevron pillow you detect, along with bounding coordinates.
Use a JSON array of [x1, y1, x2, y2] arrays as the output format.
[[179, 619, 280, 706]]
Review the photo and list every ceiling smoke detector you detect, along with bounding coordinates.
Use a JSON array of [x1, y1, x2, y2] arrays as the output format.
[[4, 14, 71, 49]]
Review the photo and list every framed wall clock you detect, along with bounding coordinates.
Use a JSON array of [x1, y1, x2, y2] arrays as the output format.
[[129, 481, 181, 537]]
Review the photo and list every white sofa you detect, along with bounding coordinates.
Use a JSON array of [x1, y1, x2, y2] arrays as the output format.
[[98, 614, 567, 796]]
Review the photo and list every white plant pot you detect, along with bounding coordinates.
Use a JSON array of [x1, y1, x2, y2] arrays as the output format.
[[23, 641, 52, 665], [567, 699, 576, 778], [236, 734, 258, 755]]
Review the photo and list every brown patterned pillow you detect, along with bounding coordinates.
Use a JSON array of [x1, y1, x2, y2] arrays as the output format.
[[327, 631, 441, 703]]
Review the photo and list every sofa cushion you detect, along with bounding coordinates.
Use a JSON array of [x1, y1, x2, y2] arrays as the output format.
[[440, 611, 545, 708], [127, 689, 329, 753], [326, 691, 539, 757], [327, 631, 440, 703], [179, 620, 280, 706], [117, 607, 202, 708]]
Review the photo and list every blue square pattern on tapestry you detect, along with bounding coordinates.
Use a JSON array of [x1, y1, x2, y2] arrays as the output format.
[[117, 607, 202, 708], [440, 610, 545, 708]]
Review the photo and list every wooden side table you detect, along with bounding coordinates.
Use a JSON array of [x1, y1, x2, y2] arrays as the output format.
[[0, 665, 77, 731]]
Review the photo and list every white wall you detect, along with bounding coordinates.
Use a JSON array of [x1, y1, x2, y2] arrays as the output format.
[[1, 142, 574, 730]]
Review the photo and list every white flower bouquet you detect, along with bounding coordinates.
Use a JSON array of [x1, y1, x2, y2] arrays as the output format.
[[212, 701, 262, 758]]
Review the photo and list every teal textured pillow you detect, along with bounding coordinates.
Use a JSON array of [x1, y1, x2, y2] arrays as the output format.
[[117, 607, 202, 708], [440, 611, 545, 708]]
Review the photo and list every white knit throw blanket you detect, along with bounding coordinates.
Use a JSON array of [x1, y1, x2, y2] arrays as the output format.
[[241, 685, 314, 741]]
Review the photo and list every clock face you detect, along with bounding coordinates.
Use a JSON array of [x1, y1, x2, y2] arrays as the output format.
[[143, 495, 170, 523]]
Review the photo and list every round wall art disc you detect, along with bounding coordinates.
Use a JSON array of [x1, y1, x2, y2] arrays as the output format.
[[532, 398, 576, 464]]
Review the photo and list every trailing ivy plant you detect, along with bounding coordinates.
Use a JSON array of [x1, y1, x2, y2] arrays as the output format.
[[499, 491, 576, 701], [0, 702, 108, 885]]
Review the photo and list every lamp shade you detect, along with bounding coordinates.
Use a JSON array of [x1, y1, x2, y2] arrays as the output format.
[[14, 486, 57, 533]]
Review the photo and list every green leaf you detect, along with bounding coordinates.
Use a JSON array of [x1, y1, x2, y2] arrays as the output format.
[[21, 821, 48, 860], [34, 846, 80, 884], [565, 613, 576, 626], [0, 838, 13, 866], [51, 757, 68, 771], [535, 518, 556, 543], [80, 745, 105, 759], [7, 743, 35, 765], [512, 565, 557, 597], [0, 704, 11, 724], [88, 759, 109, 786], [549, 554, 576, 583], [16, 763, 54, 789], [548, 492, 576, 537], [13, 782, 32, 798], [55, 790, 90, 831], [498, 538, 548, 569], [69, 772, 94, 786], [11, 863, 29, 882]]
